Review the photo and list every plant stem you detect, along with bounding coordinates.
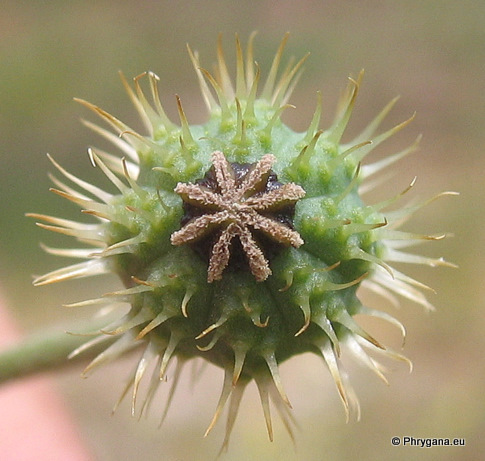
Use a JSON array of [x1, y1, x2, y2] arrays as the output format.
[[0, 323, 114, 384]]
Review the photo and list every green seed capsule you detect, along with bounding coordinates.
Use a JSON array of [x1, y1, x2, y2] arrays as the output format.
[[31, 34, 455, 448]]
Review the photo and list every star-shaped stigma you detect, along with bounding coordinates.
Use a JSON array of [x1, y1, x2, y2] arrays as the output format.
[[170, 151, 306, 282]]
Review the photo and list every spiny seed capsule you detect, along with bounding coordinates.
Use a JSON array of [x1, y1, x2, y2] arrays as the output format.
[[29, 33, 456, 449]]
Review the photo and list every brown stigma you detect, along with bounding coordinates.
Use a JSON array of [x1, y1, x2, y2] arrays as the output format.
[[170, 151, 305, 282]]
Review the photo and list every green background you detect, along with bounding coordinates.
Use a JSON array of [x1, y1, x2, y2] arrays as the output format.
[[0, 1, 482, 460]]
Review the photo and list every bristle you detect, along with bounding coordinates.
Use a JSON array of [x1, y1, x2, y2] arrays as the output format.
[[119, 129, 161, 153], [278, 270, 294, 292], [82, 209, 112, 221], [196, 329, 223, 352], [216, 33, 234, 99], [331, 308, 384, 350], [268, 382, 297, 444], [326, 70, 364, 144], [350, 95, 400, 145], [344, 334, 389, 384], [195, 312, 229, 340], [75, 98, 131, 132], [110, 366, 137, 416], [199, 68, 230, 119], [318, 339, 350, 421], [48, 173, 91, 202], [243, 64, 260, 120], [178, 135, 194, 168], [255, 375, 274, 441], [361, 135, 421, 182], [159, 332, 181, 380], [88, 149, 129, 194], [340, 370, 361, 421], [186, 44, 217, 112], [367, 177, 417, 216], [132, 342, 158, 416], [75, 98, 148, 154], [39, 243, 96, 259], [393, 268, 437, 293], [47, 154, 112, 203], [263, 352, 291, 407], [175, 95, 196, 147], [119, 71, 154, 135], [103, 284, 153, 299], [351, 247, 394, 279], [102, 309, 152, 336], [241, 300, 269, 328], [235, 35, 246, 100], [33, 259, 109, 286], [81, 120, 138, 162], [340, 219, 387, 237], [279, 66, 303, 107], [334, 163, 362, 204], [62, 296, 118, 308], [355, 113, 417, 167], [157, 358, 186, 426], [384, 248, 457, 268], [218, 379, 248, 455], [181, 288, 194, 318], [233, 98, 244, 144], [326, 141, 372, 173], [384, 191, 459, 227], [129, 71, 174, 136], [261, 104, 295, 137], [262, 32, 290, 100], [147, 71, 176, 131], [355, 335, 413, 372], [360, 279, 400, 308], [137, 311, 175, 340], [27, 213, 99, 231], [67, 334, 113, 360], [376, 229, 446, 244], [289, 130, 323, 173], [237, 117, 248, 153], [371, 267, 435, 311], [302, 129, 324, 163], [34, 222, 102, 242], [99, 235, 144, 257], [272, 52, 309, 107], [231, 345, 247, 386], [312, 312, 341, 356], [294, 295, 311, 336], [49, 188, 111, 217], [204, 367, 233, 437], [303, 91, 322, 144], [81, 330, 140, 377], [122, 157, 146, 198]]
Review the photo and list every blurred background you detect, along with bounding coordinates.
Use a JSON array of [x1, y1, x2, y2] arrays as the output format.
[[0, 1, 483, 460]]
